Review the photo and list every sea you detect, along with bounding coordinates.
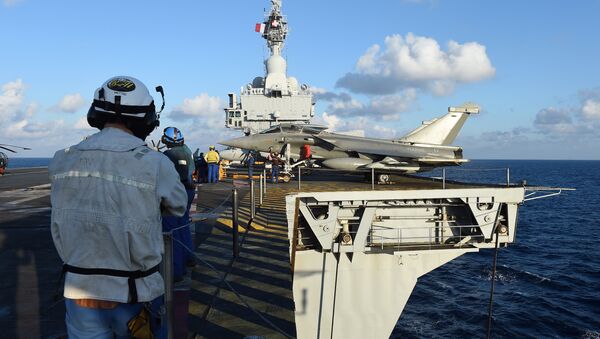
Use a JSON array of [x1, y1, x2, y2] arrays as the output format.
[[5, 157, 51, 169], [7, 158, 600, 338], [395, 160, 600, 339]]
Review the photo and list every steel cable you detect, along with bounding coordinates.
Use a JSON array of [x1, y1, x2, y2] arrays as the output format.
[[172, 237, 295, 339]]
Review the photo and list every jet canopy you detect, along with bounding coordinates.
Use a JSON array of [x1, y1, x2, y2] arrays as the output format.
[[259, 123, 328, 135]]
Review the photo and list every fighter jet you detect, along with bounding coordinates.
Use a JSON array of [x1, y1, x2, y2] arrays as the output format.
[[219, 104, 479, 180]]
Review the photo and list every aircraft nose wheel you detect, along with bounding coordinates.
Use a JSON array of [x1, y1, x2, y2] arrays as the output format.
[[281, 173, 292, 183], [378, 174, 390, 184]]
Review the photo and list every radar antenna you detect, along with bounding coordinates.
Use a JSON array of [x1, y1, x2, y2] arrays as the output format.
[[260, 0, 288, 56]]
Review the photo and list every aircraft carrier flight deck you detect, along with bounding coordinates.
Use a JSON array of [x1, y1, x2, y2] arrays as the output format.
[[0, 166, 484, 338]]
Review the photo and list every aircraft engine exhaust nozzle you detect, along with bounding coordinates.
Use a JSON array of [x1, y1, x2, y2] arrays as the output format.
[[322, 158, 372, 171]]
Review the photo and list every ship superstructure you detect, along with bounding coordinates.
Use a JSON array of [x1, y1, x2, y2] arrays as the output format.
[[225, 0, 314, 135]]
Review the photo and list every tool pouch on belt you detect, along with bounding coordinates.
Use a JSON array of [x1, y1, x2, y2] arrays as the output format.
[[128, 305, 154, 339]]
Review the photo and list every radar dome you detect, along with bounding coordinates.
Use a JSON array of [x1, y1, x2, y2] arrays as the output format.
[[266, 55, 287, 75], [252, 77, 264, 88]]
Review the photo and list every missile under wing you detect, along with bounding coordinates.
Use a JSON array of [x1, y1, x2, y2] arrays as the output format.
[[219, 104, 479, 174]]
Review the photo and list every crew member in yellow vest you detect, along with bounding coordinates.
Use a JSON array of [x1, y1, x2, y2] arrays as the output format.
[[204, 146, 220, 183]]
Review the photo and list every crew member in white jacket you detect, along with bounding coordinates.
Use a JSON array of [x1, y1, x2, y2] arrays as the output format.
[[49, 76, 187, 338]]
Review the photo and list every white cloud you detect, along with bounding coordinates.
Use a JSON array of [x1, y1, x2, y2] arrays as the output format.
[[369, 90, 417, 120], [3, 0, 24, 7], [533, 90, 600, 138], [153, 93, 239, 152], [4, 119, 65, 138], [372, 125, 397, 139], [0, 79, 27, 124], [317, 89, 416, 120], [321, 112, 342, 130], [170, 93, 223, 120], [336, 33, 495, 95], [581, 99, 600, 120], [146, 118, 238, 154], [0, 79, 97, 156], [308, 87, 328, 95], [73, 117, 94, 131], [534, 107, 577, 135], [314, 113, 397, 139], [54, 93, 86, 113]]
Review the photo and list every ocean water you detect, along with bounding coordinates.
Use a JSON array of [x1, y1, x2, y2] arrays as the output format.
[[4, 157, 51, 168], [395, 160, 600, 338]]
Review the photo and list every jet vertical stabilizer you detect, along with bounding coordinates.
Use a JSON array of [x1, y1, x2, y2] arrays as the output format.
[[400, 103, 479, 146]]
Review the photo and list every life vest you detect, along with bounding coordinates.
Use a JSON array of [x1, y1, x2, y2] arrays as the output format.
[[302, 144, 311, 159], [205, 150, 219, 163]]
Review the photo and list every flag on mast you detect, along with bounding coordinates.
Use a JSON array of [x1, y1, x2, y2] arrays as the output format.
[[255, 23, 266, 33]]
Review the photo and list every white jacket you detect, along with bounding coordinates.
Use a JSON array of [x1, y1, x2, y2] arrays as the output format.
[[50, 127, 187, 303]]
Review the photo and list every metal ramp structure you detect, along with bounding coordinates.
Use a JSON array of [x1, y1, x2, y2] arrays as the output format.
[[286, 187, 525, 339]]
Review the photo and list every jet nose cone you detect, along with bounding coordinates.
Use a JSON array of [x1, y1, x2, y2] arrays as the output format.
[[219, 136, 248, 149]]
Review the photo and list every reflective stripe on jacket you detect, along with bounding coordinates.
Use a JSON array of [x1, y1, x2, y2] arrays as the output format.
[[50, 127, 187, 303], [204, 150, 220, 163]]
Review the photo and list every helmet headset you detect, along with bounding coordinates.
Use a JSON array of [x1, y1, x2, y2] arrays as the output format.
[[161, 126, 184, 148], [87, 76, 165, 140]]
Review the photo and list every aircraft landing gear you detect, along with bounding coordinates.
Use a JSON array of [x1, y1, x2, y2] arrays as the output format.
[[378, 174, 391, 184], [281, 173, 292, 183]]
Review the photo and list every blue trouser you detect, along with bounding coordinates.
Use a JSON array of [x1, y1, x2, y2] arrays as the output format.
[[162, 215, 185, 279], [180, 188, 196, 263], [207, 163, 219, 183], [271, 166, 280, 183], [163, 188, 196, 279], [248, 167, 254, 180], [200, 167, 208, 183], [65, 296, 166, 338]]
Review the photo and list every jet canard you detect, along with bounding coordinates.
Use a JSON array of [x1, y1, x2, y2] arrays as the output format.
[[219, 104, 479, 174]]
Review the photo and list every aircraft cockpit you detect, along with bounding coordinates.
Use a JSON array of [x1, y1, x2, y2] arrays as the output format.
[[259, 124, 328, 134]]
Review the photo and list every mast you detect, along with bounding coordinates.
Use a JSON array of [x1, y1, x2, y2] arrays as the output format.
[[225, 0, 314, 134], [261, 0, 288, 57]]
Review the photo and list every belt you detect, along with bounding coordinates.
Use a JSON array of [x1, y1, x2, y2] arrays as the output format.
[[62, 264, 160, 303]]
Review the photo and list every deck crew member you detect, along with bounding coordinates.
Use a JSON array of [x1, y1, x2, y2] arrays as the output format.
[[49, 76, 187, 338], [268, 150, 282, 183], [204, 145, 220, 183], [193, 149, 208, 183], [161, 127, 197, 279], [247, 151, 255, 180]]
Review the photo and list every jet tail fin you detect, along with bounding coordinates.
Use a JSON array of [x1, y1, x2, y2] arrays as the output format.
[[400, 103, 479, 146]]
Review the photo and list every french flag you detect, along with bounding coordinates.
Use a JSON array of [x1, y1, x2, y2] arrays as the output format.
[[255, 23, 266, 33]]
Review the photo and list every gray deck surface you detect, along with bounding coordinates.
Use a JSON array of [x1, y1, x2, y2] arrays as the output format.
[[0, 168, 63, 338]]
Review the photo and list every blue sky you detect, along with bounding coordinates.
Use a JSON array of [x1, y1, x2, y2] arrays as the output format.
[[1, 0, 599, 159]]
